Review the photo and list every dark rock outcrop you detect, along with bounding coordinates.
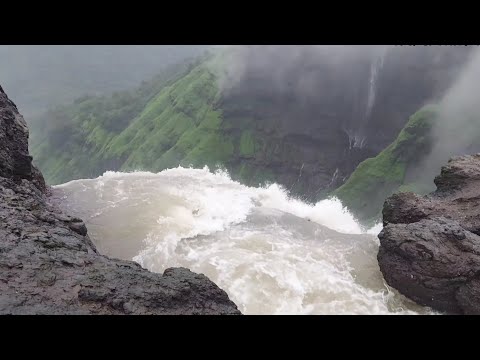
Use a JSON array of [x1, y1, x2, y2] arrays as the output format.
[[378, 154, 480, 314], [0, 85, 240, 315]]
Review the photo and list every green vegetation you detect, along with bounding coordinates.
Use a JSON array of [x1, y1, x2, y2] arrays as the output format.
[[333, 105, 439, 224], [30, 51, 282, 188], [239, 131, 255, 158], [30, 57, 204, 183], [33, 48, 450, 215]]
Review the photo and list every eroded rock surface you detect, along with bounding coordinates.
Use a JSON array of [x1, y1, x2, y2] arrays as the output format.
[[378, 154, 480, 314]]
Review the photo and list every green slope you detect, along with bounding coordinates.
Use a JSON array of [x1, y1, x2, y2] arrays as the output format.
[[333, 105, 439, 224], [33, 49, 462, 212], [30, 51, 276, 186], [30, 58, 199, 183]]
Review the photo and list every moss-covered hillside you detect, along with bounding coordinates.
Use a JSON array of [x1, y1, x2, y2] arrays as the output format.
[[333, 106, 440, 224], [30, 58, 202, 183], [30, 46, 472, 205], [30, 50, 354, 194], [30, 53, 283, 187]]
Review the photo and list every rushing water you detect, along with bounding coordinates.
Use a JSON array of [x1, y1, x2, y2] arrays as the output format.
[[365, 49, 386, 120], [52, 167, 430, 315], [344, 47, 389, 150]]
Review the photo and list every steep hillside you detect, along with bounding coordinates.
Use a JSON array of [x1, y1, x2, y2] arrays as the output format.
[[30, 58, 203, 183], [31, 56, 286, 187], [31, 46, 474, 199], [334, 106, 439, 223], [335, 104, 480, 224]]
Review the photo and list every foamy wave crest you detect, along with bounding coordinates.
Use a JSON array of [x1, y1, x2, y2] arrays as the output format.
[[253, 183, 363, 234], [52, 166, 429, 315]]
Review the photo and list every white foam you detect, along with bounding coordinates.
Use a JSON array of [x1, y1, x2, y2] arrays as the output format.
[[252, 183, 363, 234], [53, 166, 429, 315], [367, 223, 383, 236]]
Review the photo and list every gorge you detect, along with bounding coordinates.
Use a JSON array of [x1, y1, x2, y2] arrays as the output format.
[[2, 45, 480, 315], [29, 46, 474, 203]]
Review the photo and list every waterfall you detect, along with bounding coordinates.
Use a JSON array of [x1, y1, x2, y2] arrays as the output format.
[[365, 48, 387, 120], [345, 128, 367, 150], [327, 167, 340, 188], [344, 47, 388, 150]]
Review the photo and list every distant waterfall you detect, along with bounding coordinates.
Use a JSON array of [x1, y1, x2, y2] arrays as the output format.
[[345, 129, 367, 150], [365, 48, 387, 120], [344, 47, 388, 150]]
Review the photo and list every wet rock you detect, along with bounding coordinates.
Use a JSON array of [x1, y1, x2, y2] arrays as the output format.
[[68, 221, 88, 236], [378, 154, 480, 314], [0, 85, 38, 185]]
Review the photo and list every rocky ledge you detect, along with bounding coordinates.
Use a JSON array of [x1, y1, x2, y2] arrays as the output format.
[[378, 154, 480, 314], [0, 85, 240, 314]]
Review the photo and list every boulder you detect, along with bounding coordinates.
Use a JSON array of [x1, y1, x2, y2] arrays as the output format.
[[378, 154, 480, 314]]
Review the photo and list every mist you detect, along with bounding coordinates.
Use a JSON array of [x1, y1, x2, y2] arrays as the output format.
[[0, 45, 209, 118], [213, 45, 383, 95], [2, 44, 476, 194], [407, 46, 480, 189], [212, 45, 472, 151]]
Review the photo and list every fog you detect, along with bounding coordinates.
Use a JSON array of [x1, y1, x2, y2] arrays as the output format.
[[437, 46, 480, 153], [407, 46, 480, 189], [211, 46, 473, 152], [2, 44, 478, 190], [210, 45, 480, 192], [213, 45, 384, 96], [213, 45, 470, 100], [0, 45, 209, 118]]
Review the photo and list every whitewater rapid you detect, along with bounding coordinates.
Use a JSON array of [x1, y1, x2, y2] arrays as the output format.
[[52, 167, 430, 315]]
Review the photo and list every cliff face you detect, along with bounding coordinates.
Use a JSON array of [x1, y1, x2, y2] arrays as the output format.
[[30, 46, 474, 200], [215, 46, 474, 196], [0, 85, 240, 315], [334, 105, 440, 224], [363, 46, 473, 153], [378, 154, 480, 314], [0, 85, 45, 190]]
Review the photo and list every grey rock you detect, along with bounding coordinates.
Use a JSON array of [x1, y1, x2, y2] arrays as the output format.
[[378, 154, 480, 314], [68, 221, 88, 236]]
